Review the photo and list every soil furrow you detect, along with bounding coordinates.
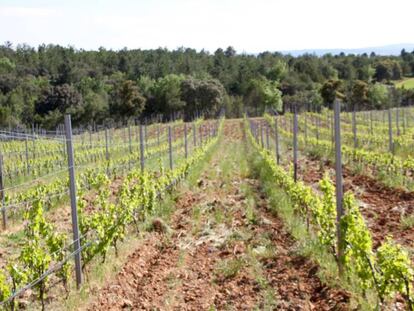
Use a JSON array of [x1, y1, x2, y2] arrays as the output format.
[[298, 156, 414, 249], [86, 121, 350, 310]]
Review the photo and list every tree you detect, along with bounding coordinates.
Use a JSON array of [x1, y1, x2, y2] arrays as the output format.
[[109, 80, 145, 121], [1, 42, 413, 126], [320, 79, 344, 106], [391, 62, 402, 80], [137, 75, 155, 98], [0, 57, 15, 73], [245, 77, 282, 114], [267, 60, 288, 81], [349, 80, 369, 108], [283, 90, 323, 112], [374, 61, 392, 82], [152, 74, 185, 118], [367, 84, 389, 109], [374, 60, 402, 82], [181, 77, 226, 120], [35, 84, 82, 115], [225, 46, 236, 57]]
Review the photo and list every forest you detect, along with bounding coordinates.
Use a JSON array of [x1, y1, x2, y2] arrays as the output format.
[[1, 42, 414, 129]]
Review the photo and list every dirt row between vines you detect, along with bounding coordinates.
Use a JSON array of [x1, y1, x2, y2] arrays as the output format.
[[294, 154, 414, 250], [86, 120, 349, 311], [255, 116, 414, 250]]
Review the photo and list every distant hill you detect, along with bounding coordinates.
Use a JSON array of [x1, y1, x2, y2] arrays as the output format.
[[280, 43, 414, 57]]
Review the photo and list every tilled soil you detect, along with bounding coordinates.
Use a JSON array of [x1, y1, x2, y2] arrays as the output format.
[[298, 156, 414, 249], [87, 121, 350, 310]]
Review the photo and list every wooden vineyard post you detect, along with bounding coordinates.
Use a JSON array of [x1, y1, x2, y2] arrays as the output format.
[[333, 101, 344, 275], [64, 115, 82, 288], [139, 124, 145, 172], [275, 116, 280, 165]]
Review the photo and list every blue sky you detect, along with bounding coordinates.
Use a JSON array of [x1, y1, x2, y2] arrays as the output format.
[[0, 0, 413, 52]]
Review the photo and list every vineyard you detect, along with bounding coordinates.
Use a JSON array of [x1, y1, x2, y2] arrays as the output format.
[[0, 106, 413, 310]]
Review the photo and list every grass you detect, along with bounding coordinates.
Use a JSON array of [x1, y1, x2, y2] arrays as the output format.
[[395, 77, 414, 89], [401, 214, 414, 230], [214, 258, 245, 280], [48, 232, 142, 311], [246, 248, 277, 309]]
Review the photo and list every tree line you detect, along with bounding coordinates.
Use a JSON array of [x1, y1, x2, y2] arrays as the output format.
[[0, 42, 414, 129]]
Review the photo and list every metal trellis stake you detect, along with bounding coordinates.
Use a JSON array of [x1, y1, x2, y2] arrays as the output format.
[[157, 125, 160, 147], [260, 123, 264, 147], [64, 114, 82, 289], [275, 116, 280, 165], [25, 136, 30, 175], [144, 123, 148, 149], [184, 123, 188, 159], [352, 108, 357, 148], [266, 125, 270, 150], [316, 117, 319, 141], [200, 125, 203, 146], [370, 110, 373, 136], [128, 125, 132, 170], [0, 154, 6, 230], [293, 107, 298, 182], [193, 122, 197, 147], [139, 124, 145, 172], [168, 126, 173, 170], [333, 101, 344, 275], [388, 108, 394, 154], [304, 113, 307, 146], [105, 128, 110, 175], [396, 108, 400, 136]]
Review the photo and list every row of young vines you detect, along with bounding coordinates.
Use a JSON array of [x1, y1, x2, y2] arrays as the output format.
[[0, 119, 222, 310], [246, 118, 414, 310]]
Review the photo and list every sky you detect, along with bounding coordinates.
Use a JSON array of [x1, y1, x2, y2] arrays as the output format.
[[0, 0, 413, 53]]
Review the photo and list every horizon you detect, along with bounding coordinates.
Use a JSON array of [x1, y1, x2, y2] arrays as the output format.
[[1, 0, 414, 53], [2, 42, 414, 56]]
